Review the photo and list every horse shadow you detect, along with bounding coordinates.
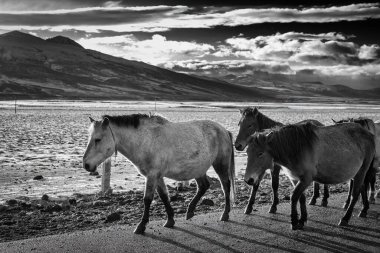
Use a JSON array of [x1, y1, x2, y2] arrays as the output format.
[[144, 233, 203, 253], [255, 213, 380, 248]]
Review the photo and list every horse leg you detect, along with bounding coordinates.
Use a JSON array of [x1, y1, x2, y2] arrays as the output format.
[[299, 193, 307, 229], [339, 169, 368, 226], [269, 164, 280, 214], [290, 179, 311, 230], [245, 183, 259, 214], [369, 170, 376, 204], [321, 184, 329, 207], [134, 175, 158, 234], [309, 182, 320, 205], [214, 166, 233, 221], [186, 175, 209, 220], [343, 179, 353, 210], [156, 178, 175, 228], [359, 183, 369, 218]]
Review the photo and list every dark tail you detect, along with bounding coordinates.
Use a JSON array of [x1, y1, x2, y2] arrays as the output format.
[[228, 131, 236, 203]]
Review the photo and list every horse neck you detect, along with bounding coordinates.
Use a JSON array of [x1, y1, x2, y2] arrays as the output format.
[[111, 123, 150, 165], [256, 112, 282, 130]]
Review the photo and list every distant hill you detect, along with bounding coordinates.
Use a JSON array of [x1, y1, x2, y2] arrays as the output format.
[[0, 31, 268, 101], [0, 31, 379, 102]]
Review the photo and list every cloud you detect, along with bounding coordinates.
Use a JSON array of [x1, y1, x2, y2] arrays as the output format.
[[78, 34, 214, 64], [0, 3, 379, 33], [359, 44, 380, 60]]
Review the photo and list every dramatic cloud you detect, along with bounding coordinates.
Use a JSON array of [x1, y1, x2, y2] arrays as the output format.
[[78, 34, 214, 64], [0, 3, 379, 33]]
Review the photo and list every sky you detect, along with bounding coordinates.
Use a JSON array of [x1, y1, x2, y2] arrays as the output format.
[[0, 0, 380, 89]]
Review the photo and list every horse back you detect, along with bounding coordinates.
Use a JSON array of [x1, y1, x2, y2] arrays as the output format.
[[296, 119, 323, 127]]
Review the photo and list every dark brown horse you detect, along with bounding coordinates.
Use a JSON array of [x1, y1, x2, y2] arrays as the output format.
[[244, 123, 375, 229], [235, 107, 328, 214], [333, 118, 380, 207]]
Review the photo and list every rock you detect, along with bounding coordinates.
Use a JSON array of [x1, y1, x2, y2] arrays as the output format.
[[6, 199, 18, 206], [45, 204, 62, 213], [33, 175, 44, 180], [41, 194, 49, 201], [89, 171, 99, 176], [0, 205, 8, 212], [69, 199, 77, 205], [105, 212, 121, 223], [200, 198, 214, 206]]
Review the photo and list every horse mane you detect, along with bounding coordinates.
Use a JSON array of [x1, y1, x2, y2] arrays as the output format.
[[241, 107, 281, 129], [102, 113, 169, 128], [266, 123, 318, 166], [335, 117, 374, 132]]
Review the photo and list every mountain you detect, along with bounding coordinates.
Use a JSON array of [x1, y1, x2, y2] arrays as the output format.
[[0, 31, 268, 101], [218, 71, 380, 102], [0, 31, 379, 102]]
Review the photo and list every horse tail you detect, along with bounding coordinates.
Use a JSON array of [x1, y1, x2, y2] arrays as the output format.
[[228, 131, 236, 203]]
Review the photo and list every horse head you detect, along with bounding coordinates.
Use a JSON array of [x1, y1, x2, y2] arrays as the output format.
[[83, 117, 116, 172]]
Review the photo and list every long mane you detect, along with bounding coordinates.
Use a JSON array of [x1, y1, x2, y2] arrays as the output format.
[[241, 107, 282, 129], [102, 114, 169, 128], [266, 123, 318, 165]]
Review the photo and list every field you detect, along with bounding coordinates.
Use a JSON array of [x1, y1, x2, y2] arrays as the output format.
[[1, 100, 380, 201], [1, 101, 380, 242]]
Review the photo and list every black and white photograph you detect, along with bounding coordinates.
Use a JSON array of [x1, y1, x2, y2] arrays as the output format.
[[0, 0, 379, 252]]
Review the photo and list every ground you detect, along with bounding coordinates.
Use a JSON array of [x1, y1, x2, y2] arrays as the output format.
[[0, 193, 379, 253]]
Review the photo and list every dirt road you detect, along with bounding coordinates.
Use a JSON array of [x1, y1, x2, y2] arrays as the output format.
[[1, 193, 379, 253]]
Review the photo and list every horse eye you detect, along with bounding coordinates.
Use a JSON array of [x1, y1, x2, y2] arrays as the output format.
[[94, 139, 101, 144], [258, 152, 264, 157]]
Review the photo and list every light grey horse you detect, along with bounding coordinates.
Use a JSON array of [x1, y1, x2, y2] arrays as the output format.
[[244, 123, 375, 230], [83, 114, 236, 234]]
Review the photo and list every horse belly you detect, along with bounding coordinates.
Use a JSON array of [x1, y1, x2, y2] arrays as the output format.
[[165, 157, 213, 181], [314, 159, 363, 184]]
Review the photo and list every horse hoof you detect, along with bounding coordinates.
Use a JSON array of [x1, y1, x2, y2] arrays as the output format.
[[244, 206, 253, 215], [321, 200, 328, 207], [164, 219, 175, 228], [308, 199, 316, 206], [220, 213, 229, 222], [291, 223, 303, 230], [186, 212, 194, 220], [338, 219, 349, 226], [134, 224, 146, 234], [268, 206, 277, 214], [358, 212, 367, 218]]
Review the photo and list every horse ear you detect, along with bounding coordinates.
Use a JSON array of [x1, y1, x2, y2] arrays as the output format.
[[331, 118, 337, 124], [253, 107, 259, 116], [102, 117, 110, 128], [239, 108, 244, 114], [89, 117, 95, 123]]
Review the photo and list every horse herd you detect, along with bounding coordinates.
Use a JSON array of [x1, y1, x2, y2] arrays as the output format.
[[82, 107, 379, 234]]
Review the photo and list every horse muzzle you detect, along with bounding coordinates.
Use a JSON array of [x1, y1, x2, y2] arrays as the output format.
[[84, 163, 97, 172], [234, 141, 246, 151]]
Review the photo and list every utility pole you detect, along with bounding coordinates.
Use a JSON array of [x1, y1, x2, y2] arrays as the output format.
[[154, 97, 157, 113], [14, 99, 17, 114]]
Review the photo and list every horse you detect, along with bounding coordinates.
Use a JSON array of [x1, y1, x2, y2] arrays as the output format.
[[235, 107, 328, 214], [83, 114, 236, 234], [244, 122, 375, 230], [332, 118, 380, 206]]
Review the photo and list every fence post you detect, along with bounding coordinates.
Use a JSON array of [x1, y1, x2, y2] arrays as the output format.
[[101, 158, 112, 195]]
